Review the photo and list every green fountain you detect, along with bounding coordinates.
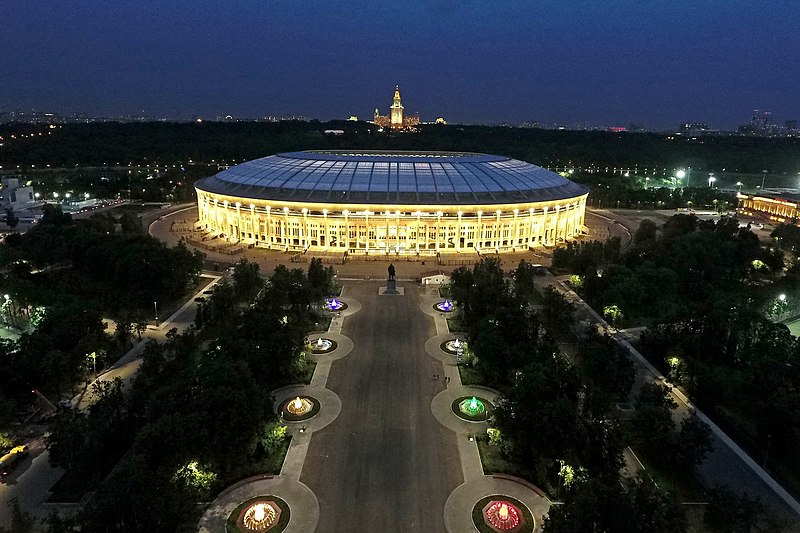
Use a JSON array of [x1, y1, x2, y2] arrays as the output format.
[[459, 396, 486, 417]]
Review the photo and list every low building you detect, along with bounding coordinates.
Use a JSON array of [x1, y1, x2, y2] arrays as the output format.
[[0, 178, 36, 212], [421, 270, 451, 285]]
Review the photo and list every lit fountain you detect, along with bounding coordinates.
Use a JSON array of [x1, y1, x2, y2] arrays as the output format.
[[483, 500, 522, 531], [459, 396, 486, 418], [326, 298, 345, 311], [309, 337, 334, 352], [286, 396, 313, 416], [242, 501, 278, 530], [444, 337, 466, 353], [435, 299, 454, 312]]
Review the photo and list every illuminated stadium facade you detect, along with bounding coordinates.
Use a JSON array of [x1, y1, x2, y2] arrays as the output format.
[[194, 151, 589, 256]]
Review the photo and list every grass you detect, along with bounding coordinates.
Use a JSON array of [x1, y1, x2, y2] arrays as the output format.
[[296, 360, 317, 385], [438, 286, 452, 298], [446, 315, 467, 333], [451, 396, 495, 422], [226, 495, 290, 533], [310, 315, 332, 333], [476, 436, 518, 476], [280, 396, 321, 422], [471, 494, 535, 533], [458, 365, 485, 387]]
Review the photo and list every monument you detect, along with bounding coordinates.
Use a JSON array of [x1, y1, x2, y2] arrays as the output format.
[[384, 263, 399, 294]]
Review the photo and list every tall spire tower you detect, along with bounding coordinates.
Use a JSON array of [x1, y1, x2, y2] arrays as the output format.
[[390, 85, 404, 129]]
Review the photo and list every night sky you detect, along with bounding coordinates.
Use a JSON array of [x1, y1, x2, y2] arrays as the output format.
[[2, 1, 798, 129]]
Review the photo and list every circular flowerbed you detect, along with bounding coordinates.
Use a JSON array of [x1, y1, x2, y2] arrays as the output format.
[[440, 338, 467, 355], [226, 495, 290, 533], [472, 495, 534, 533], [308, 338, 338, 354], [451, 396, 494, 422], [280, 395, 320, 422]]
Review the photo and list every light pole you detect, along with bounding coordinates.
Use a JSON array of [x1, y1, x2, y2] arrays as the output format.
[[761, 169, 768, 190], [736, 181, 743, 193], [708, 176, 716, 188], [154, 301, 159, 325]]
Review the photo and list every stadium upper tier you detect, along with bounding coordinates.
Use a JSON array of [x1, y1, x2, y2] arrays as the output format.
[[195, 150, 588, 205]]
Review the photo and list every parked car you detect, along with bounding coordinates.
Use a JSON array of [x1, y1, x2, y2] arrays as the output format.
[[0, 445, 29, 481], [194, 297, 206, 303]]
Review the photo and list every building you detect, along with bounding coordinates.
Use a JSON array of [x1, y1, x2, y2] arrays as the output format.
[[373, 86, 420, 130], [194, 150, 589, 256], [0, 178, 36, 212], [737, 193, 800, 223], [420, 270, 451, 285]]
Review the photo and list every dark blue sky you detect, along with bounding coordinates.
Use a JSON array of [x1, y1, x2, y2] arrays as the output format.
[[2, 1, 798, 128]]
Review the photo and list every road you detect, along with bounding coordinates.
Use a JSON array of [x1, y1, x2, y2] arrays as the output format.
[[0, 274, 219, 528], [300, 282, 463, 533]]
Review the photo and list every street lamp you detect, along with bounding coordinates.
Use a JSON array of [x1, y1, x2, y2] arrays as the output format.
[[708, 176, 717, 188], [154, 301, 158, 324], [779, 293, 787, 302], [736, 182, 743, 193], [761, 169, 768, 190]]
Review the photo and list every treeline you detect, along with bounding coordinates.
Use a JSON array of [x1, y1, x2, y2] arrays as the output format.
[[554, 215, 800, 511], [450, 259, 713, 532], [2, 121, 800, 174], [39, 259, 336, 532]]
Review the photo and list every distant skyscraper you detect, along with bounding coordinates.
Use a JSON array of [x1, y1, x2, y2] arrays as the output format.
[[749, 109, 773, 134], [373, 85, 420, 130]]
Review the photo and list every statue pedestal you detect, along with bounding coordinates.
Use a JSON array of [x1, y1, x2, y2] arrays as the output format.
[[380, 278, 401, 295]]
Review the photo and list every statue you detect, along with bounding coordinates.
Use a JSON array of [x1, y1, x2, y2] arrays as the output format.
[[388, 263, 396, 280]]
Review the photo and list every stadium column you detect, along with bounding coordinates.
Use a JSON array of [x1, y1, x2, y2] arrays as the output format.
[[235, 202, 242, 242], [343, 210, 349, 250], [476, 211, 483, 250], [323, 209, 329, 250], [513, 208, 519, 249], [265, 207, 272, 248], [302, 208, 309, 249], [436, 211, 442, 253], [416, 211, 421, 254], [542, 207, 549, 245], [457, 211, 462, 252], [396, 210, 401, 254], [528, 207, 535, 248], [250, 204, 257, 244], [283, 207, 289, 250], [495, 210, 501, 252]]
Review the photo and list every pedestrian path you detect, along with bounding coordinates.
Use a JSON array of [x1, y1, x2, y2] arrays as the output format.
[[419, 287, 551, 532], [199, 292, 360, 532]]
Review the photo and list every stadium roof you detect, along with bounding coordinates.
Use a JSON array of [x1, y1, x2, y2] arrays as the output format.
[[195, 150, 589, 205]]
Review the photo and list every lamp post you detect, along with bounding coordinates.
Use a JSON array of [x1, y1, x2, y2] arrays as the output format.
[[761, 169, 768, 190], [736, 182, 743, 193], [708, 176, 716, 188], [154, 301, 158, 325]]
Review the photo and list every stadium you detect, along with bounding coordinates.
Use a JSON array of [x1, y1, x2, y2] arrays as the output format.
[[194, 150, 589, 257]]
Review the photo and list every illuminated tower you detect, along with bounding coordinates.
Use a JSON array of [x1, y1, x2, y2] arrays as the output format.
[[390, 85, 404, 129]]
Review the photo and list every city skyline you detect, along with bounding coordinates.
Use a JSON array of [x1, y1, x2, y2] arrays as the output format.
[[2, 2, 798, 129]]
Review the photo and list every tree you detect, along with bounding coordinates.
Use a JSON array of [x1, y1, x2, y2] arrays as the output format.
[[307, 257, 334, 301], [632, 382, 676, 450], [118, 211, 143, 234], [704, 485, 768, 533], [539, 286, 575, 338], [4, 208, 19, 230], [675, 414, 713, 469], [634, 218, 657, 247], [543, 475, 686, 533], [231, 259, 262, 300], [513, 259, 537, 300], [39, 204, 72, 226]]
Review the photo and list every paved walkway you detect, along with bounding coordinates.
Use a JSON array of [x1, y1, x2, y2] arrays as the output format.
[[419, 287, 551, 532], [199, 294, 360, 532], [538, 272, 800, 525]]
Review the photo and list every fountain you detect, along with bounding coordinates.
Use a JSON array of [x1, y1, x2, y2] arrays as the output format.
[[309, 337, 334, 353], [459, 396, 486, 417], [241, 501, 279, 530], [326, 298, 345, 311], [434, 299, 454, 312], [443, 337, 466, 354], [286, 396, 313, 416], [483, 500, 522, 531]]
